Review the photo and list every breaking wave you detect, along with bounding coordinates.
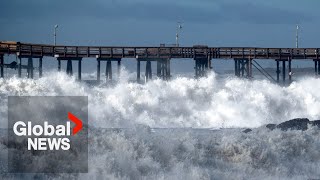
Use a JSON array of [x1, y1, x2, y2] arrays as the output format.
[[0, 71, 320, 128], [1, 71, 320, 179]]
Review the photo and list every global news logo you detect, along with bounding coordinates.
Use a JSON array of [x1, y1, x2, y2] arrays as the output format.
[[13, 112, 83, 151], [8, 96, 88, 173]]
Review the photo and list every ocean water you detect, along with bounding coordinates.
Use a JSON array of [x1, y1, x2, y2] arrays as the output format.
[[0, 71, 320, 179]]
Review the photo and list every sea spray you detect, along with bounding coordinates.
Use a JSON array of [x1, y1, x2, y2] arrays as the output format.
[[1, 71, 320, 128], [1, 71, 320, 179]]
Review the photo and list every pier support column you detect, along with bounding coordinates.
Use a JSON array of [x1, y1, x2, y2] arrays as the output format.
[[0, 55, 3, 78], [27, 57, 34, 79], [156, 58, 171, 80], [234, 59, 252, 78], [314, 60, 318, 76], [157, 60, 161, 77], [234, 59, 239, 76], [66, 59, 73, 76], [106, 60, 112, 80], [207, 56, 212, 75], [18, 57, 22, 78], [282, 60, 286, 84], [117, 60, 121, 78], [39, 57, 43, 78], [241, 60, 245, 77], [58, 59, 61, 72], [145, 60, 152, 81], [96, 58, 120, 81], [276, 60, 280, 83], [288, 58, 292, 83], [166, 58, 171, 80], [137, 59, 141, 82], [97, 60, 101, 81], [194, 58, 209, 78], [318, 60, 320, 76], [237, 60, 241, 77], [247, 59, 253, 78], [78, 59, 82, 80]]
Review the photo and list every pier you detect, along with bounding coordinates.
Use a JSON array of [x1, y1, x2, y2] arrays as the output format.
[[1, 41, 320, 82]]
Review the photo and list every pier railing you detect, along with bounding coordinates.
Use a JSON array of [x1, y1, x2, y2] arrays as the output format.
[[1, 42, 320, 60]]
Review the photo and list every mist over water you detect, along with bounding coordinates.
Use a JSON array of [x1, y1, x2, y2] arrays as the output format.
[[1, 71, 320, 179]]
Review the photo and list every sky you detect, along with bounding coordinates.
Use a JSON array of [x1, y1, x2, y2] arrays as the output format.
[[0, 0, 319, 73]]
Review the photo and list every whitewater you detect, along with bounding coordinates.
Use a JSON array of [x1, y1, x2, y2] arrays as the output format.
[[1, 71, 320, 179]]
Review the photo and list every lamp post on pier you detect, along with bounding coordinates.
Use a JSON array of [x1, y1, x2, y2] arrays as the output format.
[[176, 22, 183, 47], [54, 24, 59, 46]]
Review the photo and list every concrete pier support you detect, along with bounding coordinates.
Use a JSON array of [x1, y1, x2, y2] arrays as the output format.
[[247, 59, 253, 78], [96, 58, 121, 81], [318, 61, 320, 76], [235, 59, 239, 76], [39, 57, 43, 78], [318, 60, 320, 76], [145, 60, 152, 81], [156, 58, 171, 80], [97, 60, 101, 81], [288, 58, 292, 82], [27, 57, 34, 79], [66, 59, 73, 76], [18, 57, 22, 78], [57, 58, 82, 78], [137, 58, 169, 82], [137, 59, 141, 82], [0, 55, 3, 78], [276, 60, 280, 83], [315, 60, 320, 76], [276, 59, 288, 84], [117, 60, 121, 78], [282, 60, 286, 83], [234, 59, 252, 78], [78, 59, 82, 80], [106, 60, 112, 80], [195, 58, 210, 78], [58, 59, 61, 72], [314, 60, 318, 75]]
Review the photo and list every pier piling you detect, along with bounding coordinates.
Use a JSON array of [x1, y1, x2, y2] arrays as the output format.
[[66, 59, 73, 76], [27, 57, 33, 79], [234, 59, 252, 78], [276, 60, 280, 83], [78, 59, 82, 80], [318, 60, 320, 76], [282, 60, 286, 84], [106, 60, 112, 80], [39, 57, 43, 78], [18, 57, 22, 78], [137, 59, 141, 82], [156, 58, 171, 80], [58, 59, 61, 72], [145, 60, 152, 81], [0, 55, 3, 78], [97, 60, 101, 81], [288, 58, 292, 82], [117, 60, 121, 78], [314, 60, 318, 76], [195, 58, 209, 78]]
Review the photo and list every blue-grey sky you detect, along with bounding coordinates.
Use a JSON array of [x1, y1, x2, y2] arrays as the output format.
[[1, 0, 319, 47], [0, 0, 319, 74]]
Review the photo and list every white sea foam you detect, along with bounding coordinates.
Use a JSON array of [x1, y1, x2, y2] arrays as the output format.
[[1, 71, 320, 128], [1, 71, 320, 179]]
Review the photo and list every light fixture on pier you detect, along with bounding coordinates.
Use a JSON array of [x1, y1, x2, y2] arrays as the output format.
[[54, 24, 59, 46], [176, 22, 183, 47], [296, 24, 299, 48]]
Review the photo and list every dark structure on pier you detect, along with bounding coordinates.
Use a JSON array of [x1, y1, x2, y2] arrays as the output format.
[[1, 41, 320, 83]]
